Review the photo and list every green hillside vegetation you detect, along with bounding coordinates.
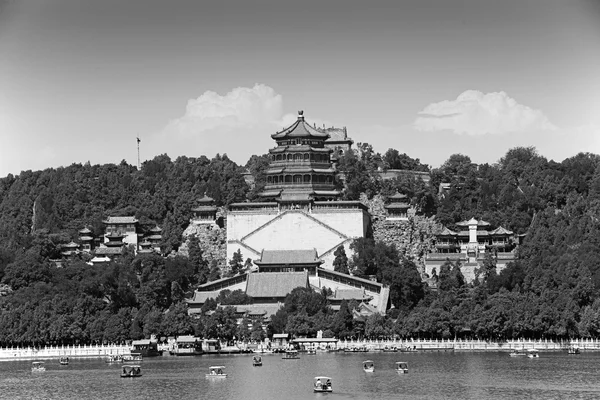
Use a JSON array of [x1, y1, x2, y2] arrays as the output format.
[[1, 146, 600, 345]]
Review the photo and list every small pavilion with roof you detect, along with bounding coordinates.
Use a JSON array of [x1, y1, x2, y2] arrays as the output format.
[[384, 192, 410, 221], [425, 217, 521, 282], [191, 195, 217, 224], [78, 227, 94, 252]]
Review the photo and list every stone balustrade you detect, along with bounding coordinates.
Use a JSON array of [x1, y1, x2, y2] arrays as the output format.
[[0, 344, 131, 360]]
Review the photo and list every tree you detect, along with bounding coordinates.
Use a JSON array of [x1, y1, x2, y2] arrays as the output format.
[[250, 320, 266, 342], [188, 234, 209, 284], [333, 246, 349, 274], [330, 300, 353, 339], [228, 249, 243, 276], [208, 260, 221, 282]]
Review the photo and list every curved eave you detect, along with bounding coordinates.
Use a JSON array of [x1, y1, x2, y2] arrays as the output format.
[[270, 146, 332, 154], [272, 120, 330, 140]]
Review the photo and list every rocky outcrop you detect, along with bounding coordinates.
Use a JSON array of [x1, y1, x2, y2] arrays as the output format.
[[178, 209, 227, 268], [362, 194, 442, 276]]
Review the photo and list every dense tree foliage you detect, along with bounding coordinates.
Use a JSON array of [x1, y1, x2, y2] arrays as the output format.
[[1, 146, 600, 343]]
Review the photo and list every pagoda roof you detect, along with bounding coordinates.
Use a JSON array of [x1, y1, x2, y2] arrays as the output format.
[[149, 226, 162, 232], [63, 241, 80, 248], [196, 195, 214, 203], [256, 249, 320, 265], [79, 236, 94, 241], [104, 216, 138, 224], [387, 192, 407, 200], [265, 167, 335, 174], [490, 226, 513, 235], [145, 235, 162, 240], [246, 272, 309, 297], [79, 227, 92, 234], [455, 218, 490, 227], [277, 193, 312, 202], [384, 203, 410, 210], [438, 227, 457, 236], [272, 112, 330, 140], [191, 206, 217, 212], [270, 145, 331, 153]]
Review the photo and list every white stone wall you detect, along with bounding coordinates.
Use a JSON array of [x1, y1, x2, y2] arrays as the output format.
[[226, 208, 369, 265]]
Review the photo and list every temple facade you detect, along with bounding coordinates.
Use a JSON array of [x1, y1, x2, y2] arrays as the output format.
[[189, 111, 389, 317], [425, 217, 521, 282]]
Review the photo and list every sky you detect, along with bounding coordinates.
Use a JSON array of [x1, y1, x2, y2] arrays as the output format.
[[1, 0, 599, 178]]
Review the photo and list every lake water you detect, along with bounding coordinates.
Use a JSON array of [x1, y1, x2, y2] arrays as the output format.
[[2, 351, 600, 399]]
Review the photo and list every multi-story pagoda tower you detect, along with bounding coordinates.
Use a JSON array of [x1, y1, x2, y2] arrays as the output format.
[[261, 111, 340, 204]]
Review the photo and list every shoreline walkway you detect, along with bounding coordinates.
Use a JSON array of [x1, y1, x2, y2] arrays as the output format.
[[3, 338, 600, 361]]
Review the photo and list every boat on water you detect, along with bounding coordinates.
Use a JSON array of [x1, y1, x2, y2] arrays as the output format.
[[170, 336, 204, 356], [313, 376, 333, 393], [568, 346, 580, 354], [344, 346, 369, 353], [282, 350, 300, 360], [307, 349, 317, 355], [252, 355, 262, 366], [381, 346, 398, 353], [206, 366, 227, 378], [363, 360, 375, 372], [509, 349, 528, 357], [131, 339, 163, 357], [105, 355, 123, 363], [122, 354, 143, 362], [527, 349, 539, 358], [121, 365, 142, 378], [32, 361, 46, 372], [396, 362, 408, 374], [399, 346, 417, 353], [59, 357, 69, 365]]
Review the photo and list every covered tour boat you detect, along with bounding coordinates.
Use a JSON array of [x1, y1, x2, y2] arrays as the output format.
[[252, 355, 262, 366], [105, 355, 123, 363], [130, 339, 163, 357], [363, 360, 375, 372], [527, 349, 539, 358], [59, 357, 69, 365], [396, 362, 408, 374], [122, 354, 143, 362], [206, 366, 227, 377], [568, 346, 580, 354], [282, 349, 300, 360], [509, 349, 527, 357], [313, 376, 333, 393], [121, 365, 142, 378], [31, 361, 46, 372]]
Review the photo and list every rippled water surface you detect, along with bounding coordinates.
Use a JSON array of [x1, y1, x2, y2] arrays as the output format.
[[2, 351, 600, 400]]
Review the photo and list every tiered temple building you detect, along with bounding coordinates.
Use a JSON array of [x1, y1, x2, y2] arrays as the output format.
[[425, 217, 521, 282], [188, 111, 389, 319]]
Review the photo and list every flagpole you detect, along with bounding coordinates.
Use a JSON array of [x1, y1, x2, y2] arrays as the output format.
[[136, 135, 141, 170]]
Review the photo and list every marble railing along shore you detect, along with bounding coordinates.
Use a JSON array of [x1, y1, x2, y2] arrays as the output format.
[[337, 338, 600, 351], [0, 344, 130, 360]]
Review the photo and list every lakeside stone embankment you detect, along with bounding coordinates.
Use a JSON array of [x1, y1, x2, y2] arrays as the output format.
[[4, 339, 600, 361]]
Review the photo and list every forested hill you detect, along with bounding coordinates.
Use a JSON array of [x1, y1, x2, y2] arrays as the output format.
[[2, 146, 600, 343], [0, 154, 249, 254]]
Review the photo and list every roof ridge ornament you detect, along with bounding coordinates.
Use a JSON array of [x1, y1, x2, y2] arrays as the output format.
[[298, 110, 304, 120]]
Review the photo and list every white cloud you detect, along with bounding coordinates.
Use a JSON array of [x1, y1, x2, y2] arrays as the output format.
[[166, 83, 284, 134], [414, 90, 557, 135], [160, 84, 287, 163]]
